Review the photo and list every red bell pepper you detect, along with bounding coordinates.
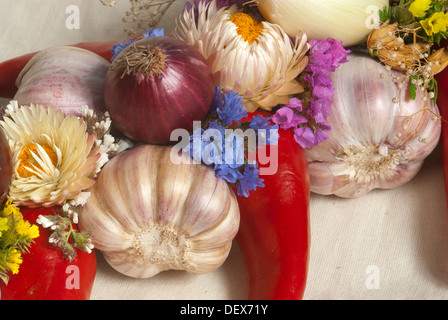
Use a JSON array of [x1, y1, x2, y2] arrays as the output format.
[[0, 207, 97, 300], [234, 112, 310, 300]]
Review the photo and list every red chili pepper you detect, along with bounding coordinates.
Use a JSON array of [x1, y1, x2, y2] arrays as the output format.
[[233, 111, 310, 300], [435, 70, 448, 209], [0, 39, 120, 99], [0, 207, 97, 300]]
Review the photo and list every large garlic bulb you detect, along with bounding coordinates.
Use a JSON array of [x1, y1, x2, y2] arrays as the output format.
[[257, 0, 389, 47], [305, 53, 441, 198], [14, 46, 109, 115], [79, 145, 240, 278]]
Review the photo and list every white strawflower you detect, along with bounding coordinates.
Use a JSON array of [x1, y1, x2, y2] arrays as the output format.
[[174, 0, 310, 112], [0, 102, 100, 207]]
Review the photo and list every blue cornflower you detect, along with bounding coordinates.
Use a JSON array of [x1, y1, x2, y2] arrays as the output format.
[[111, 39, 134, 62], [201, 128, 224, 165], [185, 127, 224, 165], [110, 28, 165, 62], [223, 132, 245, 168], [143, 28, 164, 38], [214, 164, 243, 184], [215, 90, 248, 125], [237, 163, 265, 198], [183, 127, 205, 162], [258, 123, 280, 146], [208, 120, 226, 140], [249, 115, 271, 130]]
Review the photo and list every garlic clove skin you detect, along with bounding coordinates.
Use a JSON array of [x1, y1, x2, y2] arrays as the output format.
[[79, 145, 240, 278], [305, 53, 441, 198], [14, 46, 109, 116]]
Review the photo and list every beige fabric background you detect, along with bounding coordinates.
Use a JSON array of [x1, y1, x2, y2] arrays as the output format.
[[1, 0, 448, 300]]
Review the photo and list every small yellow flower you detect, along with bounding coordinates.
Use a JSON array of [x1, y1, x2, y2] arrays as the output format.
[[420, 12, 448, 36], [1, 198, 22, 219], [7, 249, 22, 274], [409, 0, 432, 18], [15, 219, 39, 239], [0, 217, 8, 237]]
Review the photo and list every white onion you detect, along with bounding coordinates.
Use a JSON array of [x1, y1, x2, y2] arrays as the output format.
[[257, 0, 389, 47]]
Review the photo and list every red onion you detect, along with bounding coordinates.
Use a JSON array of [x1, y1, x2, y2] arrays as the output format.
[[103, 37, 215, 144]]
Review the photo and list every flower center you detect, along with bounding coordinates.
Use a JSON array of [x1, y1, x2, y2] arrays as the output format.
[[17, 143, 57, 178], [230, 13, 264, 44]]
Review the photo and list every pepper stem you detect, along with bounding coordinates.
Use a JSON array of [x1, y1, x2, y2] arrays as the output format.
[[111, 43, 167, 83]]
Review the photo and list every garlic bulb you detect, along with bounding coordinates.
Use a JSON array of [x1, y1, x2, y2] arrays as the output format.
[[14, 46, 109, 116], [305, 53, 441, 198], [78, 145, 240, 278], [256, 0, 389, 47]]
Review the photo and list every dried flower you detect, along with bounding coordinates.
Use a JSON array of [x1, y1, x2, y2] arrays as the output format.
[[184, 88, 278, 197], [367, 22, 401, 52], [272, 38, 349, 149], [0, 102, 123, 208], [174, 0, 309, 112], [427, 47, 448, 74], [377, 42, 430, 70]]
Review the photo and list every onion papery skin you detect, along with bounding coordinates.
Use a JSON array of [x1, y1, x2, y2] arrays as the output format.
[[103, 37, 215, 145], [14, 46, 110, 116], [0, 129, 12, 203], [305, 53, 441, 198], [257, 0, 389, 47]]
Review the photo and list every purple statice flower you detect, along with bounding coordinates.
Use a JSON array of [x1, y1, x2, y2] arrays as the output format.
[[307, 38, 350, 72], [293, 125, 330, 149], [215, 89, 248, 125], [275, 38, 349, 149], [272, 98, 308, 130], [237, 163, 264, 198]]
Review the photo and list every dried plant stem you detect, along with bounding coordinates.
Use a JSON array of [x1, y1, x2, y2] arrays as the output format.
[[100, 0, 176, 36], [111, 43, 167, 82]]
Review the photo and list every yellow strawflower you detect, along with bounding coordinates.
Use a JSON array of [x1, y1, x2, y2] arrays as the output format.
[[421, 12, 448, 35], [409, 0, 432, 18]]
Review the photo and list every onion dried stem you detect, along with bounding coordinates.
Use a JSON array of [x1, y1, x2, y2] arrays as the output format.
[[111, 43, 167, 83]]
